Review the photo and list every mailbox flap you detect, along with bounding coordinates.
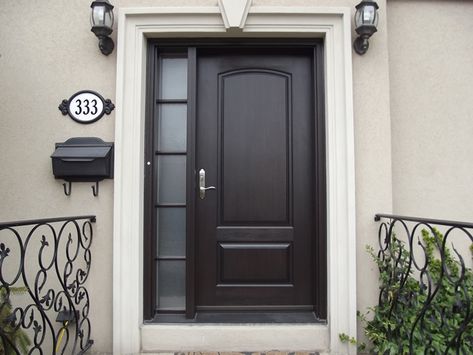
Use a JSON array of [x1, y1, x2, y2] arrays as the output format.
[[51, 146, 111, 160], [51, 137, 113, 160]]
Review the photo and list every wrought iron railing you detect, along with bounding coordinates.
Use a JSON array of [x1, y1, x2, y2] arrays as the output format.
[[0, 216, 95, 354], [374, 213, 473, 354]]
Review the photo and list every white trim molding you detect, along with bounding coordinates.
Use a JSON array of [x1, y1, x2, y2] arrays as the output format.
[[114, 5, 356, 355]]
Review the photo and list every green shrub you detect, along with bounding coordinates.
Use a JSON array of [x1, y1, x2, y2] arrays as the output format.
[[0, 287, 31, 354], [341, 228, 473, 354]]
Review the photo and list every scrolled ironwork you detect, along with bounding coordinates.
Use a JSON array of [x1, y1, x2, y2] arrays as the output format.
[[0, 216, 95, 354], [374, 214, 473, 354]]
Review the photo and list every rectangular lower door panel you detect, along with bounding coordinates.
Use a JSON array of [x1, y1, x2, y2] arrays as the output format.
[[217, 243, 292, 284]]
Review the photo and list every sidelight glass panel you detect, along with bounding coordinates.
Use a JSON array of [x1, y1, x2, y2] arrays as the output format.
[[157, 208, 186, 257], [157, 260, 186, 309], [156, 155, 186, 204], [156, 104, 187, 152], [153, 51, 188, 315], [159, 58, 188, 100]]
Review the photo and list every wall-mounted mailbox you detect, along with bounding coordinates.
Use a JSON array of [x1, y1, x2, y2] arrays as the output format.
[[51, 137, 114, 196]]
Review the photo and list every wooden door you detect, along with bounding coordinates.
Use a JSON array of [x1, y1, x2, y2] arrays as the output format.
[[195, 47, 318, 310]]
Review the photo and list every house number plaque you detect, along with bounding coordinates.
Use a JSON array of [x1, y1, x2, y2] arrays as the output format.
[[59, 90, 115, 124]]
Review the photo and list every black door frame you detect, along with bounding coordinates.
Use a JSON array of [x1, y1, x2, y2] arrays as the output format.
[[143, 39, 326, 321]]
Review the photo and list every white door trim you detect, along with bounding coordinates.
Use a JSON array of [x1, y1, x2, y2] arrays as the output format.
[[113, 5, 356, 354]]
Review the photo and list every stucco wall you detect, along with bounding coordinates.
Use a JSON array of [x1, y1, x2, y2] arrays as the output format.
[[388, 0, 473, 223], [0, 0, 394, 353]]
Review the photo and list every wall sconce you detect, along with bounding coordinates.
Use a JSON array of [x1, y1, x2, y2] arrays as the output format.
[[90, 0, 115, 56], [353, 0, 379, 55]]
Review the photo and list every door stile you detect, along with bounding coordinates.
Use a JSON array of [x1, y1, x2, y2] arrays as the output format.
[[143, 44, 159, 320], [313, 44, 327, 320], [186, 47, 197, 319]]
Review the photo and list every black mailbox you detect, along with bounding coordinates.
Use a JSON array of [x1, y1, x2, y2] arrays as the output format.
[[51, 137, 113, 196]]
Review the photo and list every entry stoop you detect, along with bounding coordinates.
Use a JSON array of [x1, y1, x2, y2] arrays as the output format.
[[178, 352, 320, 355], [141, 324, 329, 353], [141, 353, 322, 355]]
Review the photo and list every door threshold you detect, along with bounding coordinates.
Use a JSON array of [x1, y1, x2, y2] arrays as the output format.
[[147, 311, 325, 324]]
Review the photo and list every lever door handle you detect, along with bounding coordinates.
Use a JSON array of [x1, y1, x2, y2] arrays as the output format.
[[199, 169, 216, 199]]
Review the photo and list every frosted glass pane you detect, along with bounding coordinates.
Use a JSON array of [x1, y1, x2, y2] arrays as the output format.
[[159, 58, 187, 99], [157, 208, 186, 257], [157, 260, 185, 309], [156, 104, 187, 152], [156, 155, 186, 204]]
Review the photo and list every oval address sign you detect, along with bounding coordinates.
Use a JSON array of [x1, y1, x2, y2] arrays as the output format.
[[59, 90, 115, 124]]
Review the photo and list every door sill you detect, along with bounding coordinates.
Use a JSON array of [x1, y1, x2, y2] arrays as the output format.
[[147, 311, 325, 324]]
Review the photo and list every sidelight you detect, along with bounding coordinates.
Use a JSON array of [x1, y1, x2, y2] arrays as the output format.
[[154, 52, 189, 313]]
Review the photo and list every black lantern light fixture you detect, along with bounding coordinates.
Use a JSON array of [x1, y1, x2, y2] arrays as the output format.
[[353, 0, 379, 55], [90, 0, 115, 56]]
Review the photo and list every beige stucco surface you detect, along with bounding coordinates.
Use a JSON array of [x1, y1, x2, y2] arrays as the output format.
[[388, 0, 473, 222], [0, 0, 398, 353], [386, 1, 473, 315]]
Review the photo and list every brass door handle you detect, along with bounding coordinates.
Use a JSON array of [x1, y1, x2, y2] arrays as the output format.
[[199, 169, 216, 199]]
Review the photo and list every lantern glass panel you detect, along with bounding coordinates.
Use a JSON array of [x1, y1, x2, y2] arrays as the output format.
[[363, 5, 376, 24], [373, 8, 379, 27], [355, 9, 363, 28], [104, 8, 114, 27], [91, 5, 113, 28], [355, 4, 378, 28], [91, 5, 105, 26]]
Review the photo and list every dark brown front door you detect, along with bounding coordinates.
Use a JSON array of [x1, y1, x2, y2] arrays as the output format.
[[195, 48, 318, 310]]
